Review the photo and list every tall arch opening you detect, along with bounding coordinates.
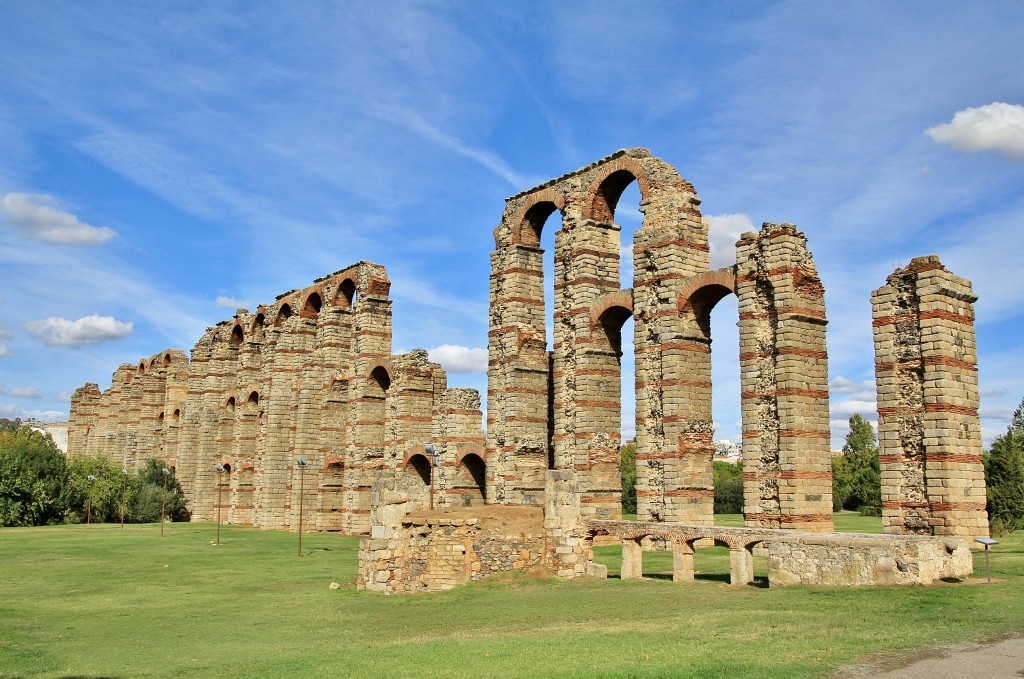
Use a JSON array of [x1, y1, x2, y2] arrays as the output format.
[[458, 453, 487, 506], [230, 324, 244, 345], [275, 304, 293, 327]]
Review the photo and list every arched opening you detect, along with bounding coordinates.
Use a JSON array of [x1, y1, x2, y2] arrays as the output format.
[[158, 411, 165, 423], [225, 396, 236, 411], [458, 453, 487, 506], [163, 353, 171, 367], [173, 408, 181, 422], [406, 454, 432, 486], [137, 362, 146, 376], [301, 291, 322, 319], [252, 312, 266, 339], [337, 278, 357, 309], [275, 304, 293, 327], [230, 324, 244, 345], [247, 391, 259, 405], [370, 365, 391, 393], [222, 463, 232, 474]]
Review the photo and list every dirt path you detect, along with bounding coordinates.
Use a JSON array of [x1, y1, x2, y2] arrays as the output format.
[[832, 635, 1024, 678]]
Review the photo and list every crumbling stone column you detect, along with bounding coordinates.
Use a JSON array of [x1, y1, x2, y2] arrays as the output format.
[[872, 256, 989, 539], [736, 223, 832, 531]]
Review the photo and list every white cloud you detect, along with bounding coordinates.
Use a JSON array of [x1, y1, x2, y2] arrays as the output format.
[[830, 398, 878, 421], [9, 386, 42, 399], [56, 390, 73, 402], [215, 295, 251, 309], [24, 314, 133, 347], [830, 376, 877, 402], [428, 344, 487, 374], [0, 193, 116, 244], [0, 344, 10, 358], [0, 319, 11, 340], [0, 403, 66, 421], [705, 214, 754, 270], [925, 102, 1024, 161]]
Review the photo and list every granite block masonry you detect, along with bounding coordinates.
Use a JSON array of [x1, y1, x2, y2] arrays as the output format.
[[66, 148, 987, 592]]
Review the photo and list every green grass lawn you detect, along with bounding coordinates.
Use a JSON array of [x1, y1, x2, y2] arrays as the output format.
[[1, 517, 1022, 678]]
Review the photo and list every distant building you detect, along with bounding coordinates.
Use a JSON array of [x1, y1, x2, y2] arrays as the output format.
[[714, 439, 741, 463], [25, 420, 69, 453]]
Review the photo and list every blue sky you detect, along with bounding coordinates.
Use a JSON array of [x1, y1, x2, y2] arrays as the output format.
[[1, 1, 1022, 449]]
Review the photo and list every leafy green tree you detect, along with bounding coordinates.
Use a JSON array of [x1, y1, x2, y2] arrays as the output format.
[[986, 397, 1024, 535], [129, 459, 189, 523], [0, 419, 68, 526], [620, 443, 636, 514], [832, 414, 881, 512], [713, 460, 743, 514]]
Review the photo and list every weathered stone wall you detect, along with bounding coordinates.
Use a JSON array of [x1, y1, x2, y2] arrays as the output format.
[[487, 149, 832, 530], [872, 256, 989, 539], [67, 261, 483, 535], [589, 520, 972, 587], [357, 507, 545, 594]]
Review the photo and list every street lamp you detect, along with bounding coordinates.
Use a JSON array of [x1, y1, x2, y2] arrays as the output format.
[[86, 475, 96, 524], [120, 468, 128, 529], [214, 464, 225, 546], [296, 457, 307, 557], [160, 467, 170, 536]]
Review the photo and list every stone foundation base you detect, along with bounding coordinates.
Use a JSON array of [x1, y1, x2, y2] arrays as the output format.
[[357, 506, 545, 594]]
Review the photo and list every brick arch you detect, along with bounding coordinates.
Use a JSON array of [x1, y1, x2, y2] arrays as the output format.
[[301, 288, 324, 319], [137, 361, 146, 376], [455, 441, 487, 466], [334, 277, 357, 309], [274, 303, 293, 327], [402, 444, 431, 467], [509, 188, 566, 247], [677, 269, 737, 339], [588, 289, 634, 334], [230, 323, 244, 345], [582, 156, 653, 225]]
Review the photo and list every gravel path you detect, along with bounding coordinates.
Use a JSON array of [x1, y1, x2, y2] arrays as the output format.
[[832, 635, 1024, 678]]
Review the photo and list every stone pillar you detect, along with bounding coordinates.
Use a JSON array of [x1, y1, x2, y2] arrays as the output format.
[[621, 539, 643, 579], [672, 541, 695, 582], [872, 256, 989, 539], [486, 240, 551, 506], [736, 223, 832, 531]]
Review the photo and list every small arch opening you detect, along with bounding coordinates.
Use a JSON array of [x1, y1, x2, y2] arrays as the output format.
[[370, 366, 391, 394], [301, 291, 323, 319], [225, 396, 236, 411], [247, 391, 259, 405], [173, 408, 181, 422], [230, 324, 244, 345], [338, 278, 357, 309], [406, 454, 432, 486], [275, 304, 293, 327], [163, 353, 172, 367], [137, 362, 146, 376]]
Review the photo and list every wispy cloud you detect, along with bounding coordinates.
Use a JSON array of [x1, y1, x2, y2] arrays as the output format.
[[1, 193, 116, 244], [926, 102, 1024, 161], [8, 386, 42, 399], [25, 314, 133, 347], [215, 295, 251, 310], [706, 214, 754, 270]]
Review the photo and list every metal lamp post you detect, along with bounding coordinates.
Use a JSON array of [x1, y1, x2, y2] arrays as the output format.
[[160, 467, 170, 536], [214, 464, 225, 546], [86, 475, 96, 524], [120, 468, 128, 529], [296, 457, 307, 557]]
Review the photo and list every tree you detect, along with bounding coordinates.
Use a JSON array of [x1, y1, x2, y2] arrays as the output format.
[[832, 414, 881, 512], [713, 460, 743, 514], [0, 419, 68, 526], [986, 397, 1024, 535], [620, 443, 636, 514]]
